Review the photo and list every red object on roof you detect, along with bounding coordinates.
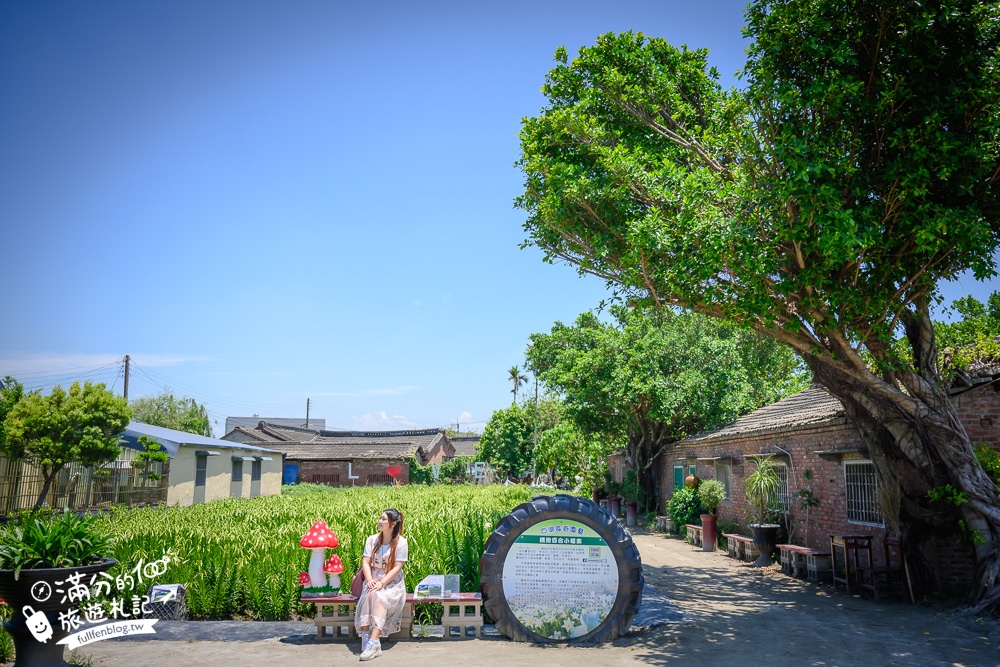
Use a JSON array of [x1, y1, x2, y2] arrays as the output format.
[[299, 520, 339, 548]]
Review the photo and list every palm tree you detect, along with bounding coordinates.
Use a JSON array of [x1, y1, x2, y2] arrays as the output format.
[[508, 365, 527, 403]]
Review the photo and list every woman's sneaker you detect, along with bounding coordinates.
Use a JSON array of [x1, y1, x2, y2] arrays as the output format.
[[359, 640, 381, 661]]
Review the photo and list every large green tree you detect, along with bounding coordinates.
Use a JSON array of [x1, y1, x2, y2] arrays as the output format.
[[130, 388, 213, 437], [2, 381, 132, 509], [527, 307, 805, 508], [517, 1, 1000, 610]]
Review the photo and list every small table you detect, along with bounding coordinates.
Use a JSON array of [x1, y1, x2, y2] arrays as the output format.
[[830, 534, 873, 595]]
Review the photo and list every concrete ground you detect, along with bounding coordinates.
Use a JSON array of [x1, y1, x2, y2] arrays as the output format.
[[79, 529, 1000, 667]]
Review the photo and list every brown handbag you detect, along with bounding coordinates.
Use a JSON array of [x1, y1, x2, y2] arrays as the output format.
[[350, 567, 365, 597]]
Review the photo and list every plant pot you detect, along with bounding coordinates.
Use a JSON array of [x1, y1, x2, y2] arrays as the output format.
[[700, 514, 718, 552], [0, 558, 117, 667], [749, 525, 780, 567], [608, 496, 622, 518], [625, 501, 638, 527]]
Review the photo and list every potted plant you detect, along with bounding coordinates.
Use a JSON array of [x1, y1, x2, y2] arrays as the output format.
[[603, 471, 622, 518], [0, 510, 117, 667], [697, 479, 726, 552], [620, 470, 644, 527], [744, 456, 782, 567]]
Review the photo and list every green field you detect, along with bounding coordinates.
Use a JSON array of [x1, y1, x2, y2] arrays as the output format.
[[93, 484, 552, 620]]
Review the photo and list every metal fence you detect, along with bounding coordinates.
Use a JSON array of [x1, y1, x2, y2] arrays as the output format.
[[0, 448, 169, 515]]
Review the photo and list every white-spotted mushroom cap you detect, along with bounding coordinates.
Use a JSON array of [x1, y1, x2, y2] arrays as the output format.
[[300, 520, 339, 548], [323, 554, 344, 574]]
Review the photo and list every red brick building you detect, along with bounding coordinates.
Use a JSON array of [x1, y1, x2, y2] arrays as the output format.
[[222, 422, 455, 487], [660, 380, 1000, 592]]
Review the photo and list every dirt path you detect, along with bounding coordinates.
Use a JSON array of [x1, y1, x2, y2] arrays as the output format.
[[80, 529, 999, 667]]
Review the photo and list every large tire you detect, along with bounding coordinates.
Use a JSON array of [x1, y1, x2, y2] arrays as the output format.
[[479, 494, 643, 644]]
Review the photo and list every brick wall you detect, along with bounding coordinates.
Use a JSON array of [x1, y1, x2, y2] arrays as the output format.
[[656, 382, 1000, 592], [293, 459, 411, 486]]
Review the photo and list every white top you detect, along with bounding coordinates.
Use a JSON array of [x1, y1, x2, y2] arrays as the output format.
[[363, 534, 409, 570]]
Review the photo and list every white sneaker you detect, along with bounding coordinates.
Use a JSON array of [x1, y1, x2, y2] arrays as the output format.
[[359, 640, 381, 661]]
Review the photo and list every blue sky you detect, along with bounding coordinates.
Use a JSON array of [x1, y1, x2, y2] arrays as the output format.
[[2, 1, 997, 436]]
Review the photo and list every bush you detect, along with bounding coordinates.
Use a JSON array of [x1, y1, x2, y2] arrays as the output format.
[[666, 487, 705, 536], [698, 479, 726, 514], [410, 457, 476, 484]]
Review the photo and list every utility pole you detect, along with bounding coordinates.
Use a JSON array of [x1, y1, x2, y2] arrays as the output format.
[[123, 355, 131, 400], [305, 398, 310, 428]]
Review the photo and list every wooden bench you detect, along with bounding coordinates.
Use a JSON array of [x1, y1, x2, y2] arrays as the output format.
[[685, 524, 703, 547], [309, 592, 483, 640], [722, 534, 759, 562]]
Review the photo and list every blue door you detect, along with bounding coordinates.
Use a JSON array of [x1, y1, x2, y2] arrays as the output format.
[[283, 463, 299, 485]]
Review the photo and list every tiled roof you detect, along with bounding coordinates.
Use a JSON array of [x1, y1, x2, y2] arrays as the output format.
[[275, 443, 422, 460], [683, 386, 845, 444], [450, 437, 479, 457], [225, 417, 325, 433], [255, 424, 445, 449]]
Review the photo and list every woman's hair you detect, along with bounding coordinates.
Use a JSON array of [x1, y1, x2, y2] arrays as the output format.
[[372, 507, 404, 572]]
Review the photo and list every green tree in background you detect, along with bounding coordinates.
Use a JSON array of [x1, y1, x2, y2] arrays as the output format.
[[131, 388, 213, 437], [507, 365, 528, 404], [2, 381, 132, 509], [527, 307, 804, 509], [478, 404, 534, 479], [0, 376, 25, 449], [517, 0, 1000, 611]]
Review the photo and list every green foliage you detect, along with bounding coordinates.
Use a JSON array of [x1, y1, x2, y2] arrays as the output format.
[[0, 601, 12, 663], [0, 376, 25, 449], [698, 479, 726, 514], [927, 484, 968, 507], [409, 456, 475, 484], [666, 486, 705, 535], [744, 456, 781, 525], [975, 446, 1000, 490], [0, 510, 112, 578], [478, 404, 534, 478], [2, 381, 132, 509], [526, 306, 806, 506], [534, 421, 610, 486], [133, 435, 170, 481], [90, 485, 545, 620], [620, 469, 644, 504], [130, 388, 213, 437], [508, 365, 528, 403]]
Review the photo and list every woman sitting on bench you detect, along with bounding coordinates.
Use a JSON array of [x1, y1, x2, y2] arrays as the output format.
[[357, 508, 408, 661]]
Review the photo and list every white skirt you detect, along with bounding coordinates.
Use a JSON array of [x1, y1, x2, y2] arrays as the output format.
[[355, 566, 406, 634]]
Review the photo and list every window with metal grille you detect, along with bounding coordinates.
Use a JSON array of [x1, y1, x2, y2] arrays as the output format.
[[310, 473, 341, 485], [367, 473, 392, 485], [769, 463, 790, 510], [845, 461, 883, 525]]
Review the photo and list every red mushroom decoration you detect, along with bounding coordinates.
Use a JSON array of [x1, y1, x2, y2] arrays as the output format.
[[324, 554, 345, 590], [298, 572, 311, 586], [300, 520, 339, 588]]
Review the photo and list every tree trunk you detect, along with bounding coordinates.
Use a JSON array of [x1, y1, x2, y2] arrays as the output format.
[[808, 361, 1000, 614], [32, 465, 60, 510]]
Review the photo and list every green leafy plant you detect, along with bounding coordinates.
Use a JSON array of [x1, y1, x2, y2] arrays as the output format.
[[0, 602, 13, 663], [602, 470, 621, 498], [927, 484, 985, 545], [744, 456, 781, 526], [620, 469, 644, 504], [666, 487, 705, 536], [133, 435, 170, 481], [975, 446, 1000, 491], [0, 510, 112, 578], [698, 479, 726, 515]]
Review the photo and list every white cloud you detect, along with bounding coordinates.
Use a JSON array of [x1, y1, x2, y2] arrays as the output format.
[[457, 411, 473, 422], [353, 411, 418, 429]]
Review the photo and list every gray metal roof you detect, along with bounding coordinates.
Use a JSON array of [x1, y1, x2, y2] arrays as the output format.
[[121, 422, 282, 459], [682, 386, 845, 444]]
